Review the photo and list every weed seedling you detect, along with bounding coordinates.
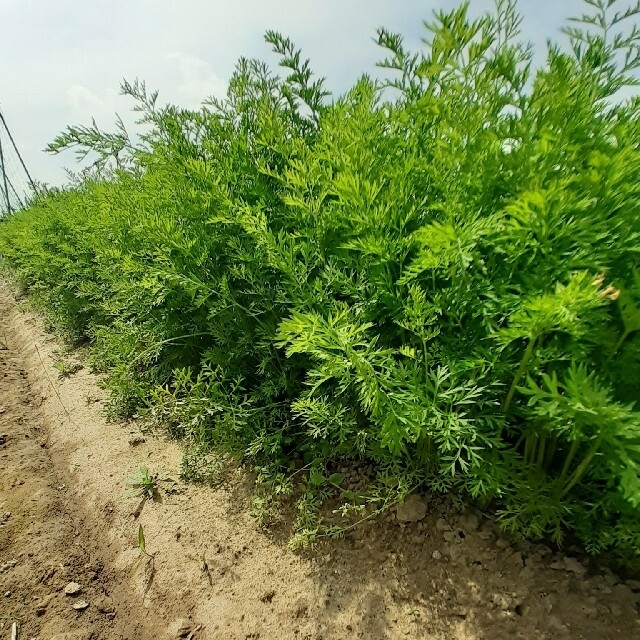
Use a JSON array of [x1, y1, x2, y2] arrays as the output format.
[[126, 465, 158, 500], [53, 359, 82, 379], [136, 524, 156, 595]]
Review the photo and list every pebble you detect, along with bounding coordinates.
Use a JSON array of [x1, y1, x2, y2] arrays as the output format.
[[171, 618, 194, 638], [96, 596, 115, 613], [72, 600, 90, 610], [396, 494, 427, 523], [477, 527, 493, 540], [626, 579, 640, 592], [64, 581, 82, 595], [491, 592, 512, 611], [459, 512, 479, 532], [435, 518, 449, 531], [432, 550, 442, 560], [562, 556, 586, 576], [443, 531, 455, 542], [0, 559, 17, 572], [35, 595, 53, 616]]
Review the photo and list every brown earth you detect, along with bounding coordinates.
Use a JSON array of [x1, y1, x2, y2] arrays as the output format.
[[0, 280, 639, 640]]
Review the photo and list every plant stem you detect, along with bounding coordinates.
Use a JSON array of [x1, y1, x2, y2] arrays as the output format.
[[536, 432, 547, 471], [503, 334, 537, 414], [561, 440, 600, 497], [544, 432, 557, 469], [523, 434, 533, 467], [559, 439, 580, 483], [612, 329, 631, 357]]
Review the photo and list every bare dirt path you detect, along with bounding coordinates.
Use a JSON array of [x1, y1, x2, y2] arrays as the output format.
[[0, 292, 161, 639], [1, 281, 639, 640]]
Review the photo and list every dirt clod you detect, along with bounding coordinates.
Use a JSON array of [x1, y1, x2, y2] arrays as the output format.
[[395, 494, 427, 522], [563, 556, 587, 576]]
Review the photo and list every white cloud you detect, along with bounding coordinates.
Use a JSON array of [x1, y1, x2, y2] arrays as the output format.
[[165, 52, 227, 106], [0, 0, 604, 187], [66, 85, 123, 118]]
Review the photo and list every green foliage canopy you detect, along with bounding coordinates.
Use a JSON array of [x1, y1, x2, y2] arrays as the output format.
[[2, 0, 640, 564]]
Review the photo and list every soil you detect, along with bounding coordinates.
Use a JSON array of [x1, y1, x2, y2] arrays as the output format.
[[1, 280, 639, 640]]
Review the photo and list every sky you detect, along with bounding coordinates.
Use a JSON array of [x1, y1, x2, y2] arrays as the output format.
[[1, 0, 588, 188]]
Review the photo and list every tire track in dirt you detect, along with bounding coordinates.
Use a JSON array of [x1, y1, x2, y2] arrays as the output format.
[[0, 293, 161, 639]]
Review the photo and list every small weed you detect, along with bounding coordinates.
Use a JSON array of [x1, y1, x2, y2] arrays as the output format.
[[136, 524, 156, 595], [137, 523, 153, 558], [52, 358, 82, 379], [125, 465, 173, 500]]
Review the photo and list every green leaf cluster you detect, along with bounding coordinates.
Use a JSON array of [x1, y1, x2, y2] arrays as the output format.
[[2, 1, 640, 565]]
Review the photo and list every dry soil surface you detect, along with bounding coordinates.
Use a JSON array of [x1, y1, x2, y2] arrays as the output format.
[[1, 281, 639, 640]]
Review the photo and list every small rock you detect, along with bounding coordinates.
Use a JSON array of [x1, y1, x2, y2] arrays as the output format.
[[562, 556, 586, 575], [432, 550, 442, 560], [293, 599, 308, 619], [72, 600, 89, 610], [396, 494, 427, 523], [171, 619, 193, 638], [506, 551, 524, 568], [96, 596, 115, 613], [128, 435, 146, 446], [459, 512, 479, 532], [443, 531, 455, 543], [435, 517, 450, 531], [4, 591, 10, 597], [0, 559, 17, 572], [491, 592, 513, 611], [547, 616, 571, 635], [64, 582, 82, 596], [625, 579, 640, 592], [0, 434, 7, 445], [477, 525, 493, 540], [447, 543, 466, 564]]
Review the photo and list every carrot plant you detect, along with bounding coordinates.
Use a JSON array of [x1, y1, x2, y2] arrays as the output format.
[[1, 0, 640, 565]]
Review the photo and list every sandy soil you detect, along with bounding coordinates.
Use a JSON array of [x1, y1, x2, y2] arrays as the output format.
[[1, 281, 639, 640]]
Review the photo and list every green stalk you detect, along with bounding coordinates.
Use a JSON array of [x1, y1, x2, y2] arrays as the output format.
[[523, 434, 533, 467], [422, 338, 429, 378], [514, 432, 527, 451], [543, 433, 557, 469], [561, 440, 601, 497], [502, 334, 538, 414], [612, 329, 631, 357], [536, 432, 547, 471], [530, 435, 538, 468], [559, 439, 580, 483]]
